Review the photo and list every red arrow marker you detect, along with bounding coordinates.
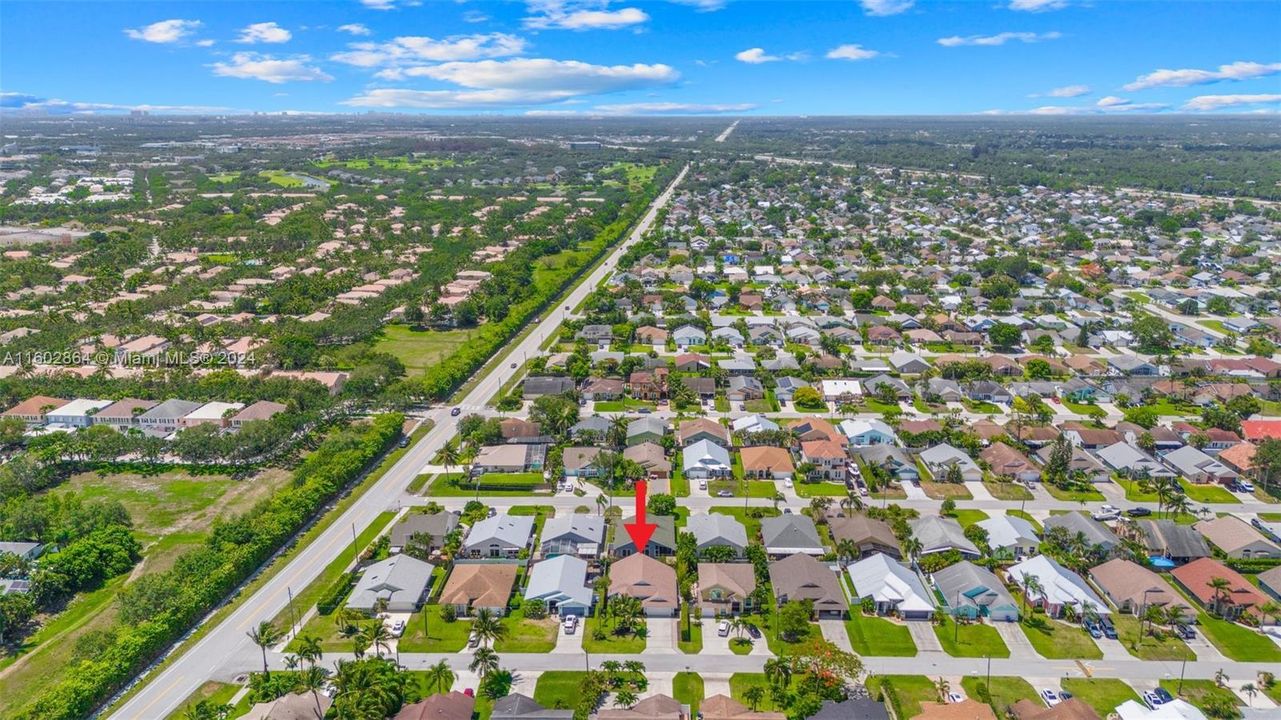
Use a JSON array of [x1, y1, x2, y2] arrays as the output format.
[[624, 479, 658, 552]]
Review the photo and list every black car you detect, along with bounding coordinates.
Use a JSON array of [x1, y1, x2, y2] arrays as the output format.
[[1100, 617, 1118, 640], [1174, 623, 1196, 640], [450, 407, 461, 417], [1126, 507, 1153, 517], [1154, 688, 1174, 704], [747, 624, 762, 640]]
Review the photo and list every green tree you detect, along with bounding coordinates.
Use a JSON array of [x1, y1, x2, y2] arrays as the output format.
[[246, 621, 282, 675]]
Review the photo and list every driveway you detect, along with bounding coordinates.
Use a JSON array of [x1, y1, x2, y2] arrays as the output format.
[[906, 620, 944, 653], [702, 622, 737, 656], [820, 619, 854, 653], [992, 620, 1043, 660], [966, 481, 995, 502], [1184, 629, 1229, 662], [645, 617, 678, 654], [552, 617, 584, 654], [1094, 636, 1133, 662], [902, 481, 929, 500]]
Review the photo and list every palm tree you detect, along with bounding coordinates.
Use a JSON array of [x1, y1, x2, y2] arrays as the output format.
[[298, 665, 329, 719], [1207, 577, 1233, 616], [729, 616, 747, 640], [764, 657, 791, 690], [596, 493, 608, 516], [424, 660, 456, 695], [333, 608, 363, 638], [903, 537, 923, 561], [1241, 683, 1257, 707], [1214, 668, 1229, 688], [1257, 601, 1281, 626], [351, 633, 371, 659], [936, 677, 951, 702], [608, 415, 630, 449], [470, 647, 500, 679], [472, 608, 507, 647], [1165, 492, 1191, 520], [743, 686, 766, 711], [284, 654, 300, 671], [809, 496, 833, 520], [836, 539, 859, 567], [246, 621, 282, 674], [360, 621, 393, 659], [1020, 574, 1045, 613], [438, 441, 461, 480], [296, 634, 323, 669], [840, 491, 864, 516], [614, 690, 639, 709]]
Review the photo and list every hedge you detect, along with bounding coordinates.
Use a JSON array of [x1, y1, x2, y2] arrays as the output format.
[[14, 413, 404, 720], [315, 570, 358, 616]]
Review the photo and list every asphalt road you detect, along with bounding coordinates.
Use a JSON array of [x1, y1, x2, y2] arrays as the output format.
[[108, 163, 690, 720]]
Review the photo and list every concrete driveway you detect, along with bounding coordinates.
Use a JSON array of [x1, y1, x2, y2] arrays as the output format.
[[907, 620, 944, 653], [645, 617, 678, 654], [702, 621, 736, 655], [992, 620, 1043, 660], [552, 617, 583, 654], [820, 619, 854, 653]]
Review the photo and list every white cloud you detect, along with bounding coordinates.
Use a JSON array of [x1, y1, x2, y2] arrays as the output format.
[[1009, 0, 1068, 11], [1043, 84, 1089, 97], [462, 10, 490, 23], [1, 92, 233, 115], [196, 39, 216, 47], [667, 0, 728, 11], [1095, 95, 1127, 107], [524, 1, 649, 30], [826, 44, 880, 61], [860, 0, 914, 16], [211, 53, 333, 83], [331, 33, 526, 67], [237, 22, 292, 44], [1182, 94, 1281, 111], [1123, 61, 1281, 91], [591, 101, 755, 114], [344, 88, 577, 108], [360, 0, 397, 9], [337, 24, 372, 36], [937, 31, 1061, 47], [124, 19, 202, 44], [735, 48, 779, 64]]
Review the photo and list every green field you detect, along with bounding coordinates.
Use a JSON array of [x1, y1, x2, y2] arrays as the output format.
[[397, 612, 473, 652], [1196, 613, 1281, 662], [1044, 483, 1106, 502], [1061, 679, 1142, 716], [867, 675, 940, 719], [949, 509, 989, 528], [165, 681, 244, 720], [730, 673, 790, 713], [258, 170, 306, 187], [376, 324, 480, 376], [845, 612, 917, 656], [934, 617, 1010, 658], [1160, 680, 1243, 717], [426, 472, 550, 497], [534, 671, 590, 710], [582, 616, 646, 653], [1111, 614, 1194, 661], [1018, 615, 1102, 659], [710, 506, 780, 542], [601, 162, 659, 189], [962, 676, 1039, 717], [984, 480, 1034, 501], [207, 173, 239, 183], [495, 608, 559, 653], [673, 673, 704, 718], [315, 155, 462, 171]]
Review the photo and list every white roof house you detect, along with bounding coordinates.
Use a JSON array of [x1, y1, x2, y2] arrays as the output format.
[[976, 515, 1040, 559], [1008, 554, 1110, 618], [819, 379, 862, 400], [524, 555, 594, 616], [846, 553, 936, 619], [181, 401, 245, 426], [682, 439, 732, 479], [45, 398, 112, 427], [918, 443, 983, 482], [732, 414, 779, 434], [1116, 700, 1206, 720]]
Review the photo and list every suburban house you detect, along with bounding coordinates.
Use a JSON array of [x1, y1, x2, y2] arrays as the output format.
[[976, 515, 1040, 560], [761, 515, 825, 557], [1088, 559, 1194, 616], [562, 447, 605, 479], [918, 444, 983, 482], [389, 511, 460, 556], [1095, 442, 1175, 479], [540, 514, 606, 558], [491, 694, 573, 720], [462, 514, 535, 559], [799, 440, 848, 481], [439, 564, 518, 616], [740, 445, 795, 480], [846, 553, 936, 620], [472, 444, 545, 474], [828, 514, 901, 559], [243, 693, 333, 720], [980, 442, 1041, 483], [44, 399, 112, 428], [696, 562, 757, 617], [345, 554, 434, 613], [855, 446, 920, 482], [179, 401, 245, 429], [393, 692, 475, 720], [608, 552, 679, 617], [682, 439, 733, 479], [524, 555, 595, 617], [1161, 445, 1238, 485], [596, 694, 688, 720], [228, 400, 287, 429], [932, 561, 1019, 622], [1170, 557, 1271, 622], [91, 398, 157, 429], [1194, 516, 1280, 559], [611, 514, 677, 558], [136, 399, 203, 434], [1126, 519, 1209, 565], [678, 418, 731, 448], [624, 442, 671, 479], [910, 516, 981, 558], [1008, 555, 1110, 619], [769, 553, 849, 619], [1, 396, 69, 426], [1034, 444, 1110, 483], [627, 417, 669, 446], [839, 419, 897, 447], [686, 514, 749, 558], [672, 325, 706, 347], [1043, 513, 1118, 552]]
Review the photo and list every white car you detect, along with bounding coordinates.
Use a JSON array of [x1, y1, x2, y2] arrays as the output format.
[[389, 619, 405, 637], [563, 615, 578, 634], [784, 478, 793, 488], [1091, 505, 1121, 521], [717, 620, 731, 637], [1040, 689, 1061, 706], [947, 692, 964, 704], [698, 479, 708, 490]]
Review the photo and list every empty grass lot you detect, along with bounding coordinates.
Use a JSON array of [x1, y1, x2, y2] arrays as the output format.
[[1160, 680, 1243, 716], [673, 673, 704, 717], [397, 611, 473, 653], [582, 617, 646, 653], [375, 324, 479, 376], [1044, 483, 1106, 502], [535, 671, 590, 710], [949, 509, 989, 528], [933, 617, 1010, 658], [495, 608, 558, 653], [845, 612, 917, 656], [711, 506, 780, 542], [730, 674, 792, 712], [984, 480, 1034, 501], [962, 676, 1039, 717], [793, 481, 849, 497], [1195, 613, 1281, 662], [1019, 615, 1102, 659], [921, 482, 973, 500], [1111, 614, 1195, 661], [1061, 679, 1142, 716], [165, 681, 242, 720], [866, 675, 939, 719]]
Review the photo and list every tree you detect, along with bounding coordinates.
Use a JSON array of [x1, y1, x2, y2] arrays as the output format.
[[614, 689, 638, 709], [472, 608, 507, 647], [792, 386, 825, 410], [424, 659, 456, 695], [181, 700, 230, 720], [743, 685, 766, 711], [1132, 315, 1175, 353], [0, 593, 36, 645], [1123, 405, 1159, 430], [438, 442, 461, 479], [1020, 574, 1044, 613], [470, 647, 500, 679], [246, 621, 282, 675], [988, 322, 1021, 349], [764, 657, 792, 691], [1208, 577, 1233, 616], [776, 600, 813, 641], [296, 634, 322, 669]]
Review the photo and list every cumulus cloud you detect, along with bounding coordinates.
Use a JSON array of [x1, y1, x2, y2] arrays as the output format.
[[826, 44, 879, 61], [331, 33, 526, 68], [525, 1, 649, 30], [124, 19, 202, 44], [1123, 61, 1281, 91], [735, 48, 779, 64], [344, 58, 678, 108], [0, 92, 232, 115], [360, 0, 411, 9], [667, 0, 728, 11], [337, 24, 372, 36], [237, 22, 292, 44], [1042, 84, 1089, 97], [860, 0, 914, 16], [211, 53, 333, 83], [1009, 0, 1068, 11], [1182, 94, 1281, 111], [937, 31, 1061, 47]]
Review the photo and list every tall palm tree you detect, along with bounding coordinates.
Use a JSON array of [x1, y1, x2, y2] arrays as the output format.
[[614, 690, 639, 709], [836, 539, 859, 567], [298, 665, 329, 719], [1241, 683, 1257, 707], [1020, 574, 1045, 613], [840, 491, 864, 516], [438, 441, 460, 480], [246, 621, 282, 674], [472, 608, 507, 647], [1165, 492, 1191, 520], [360, 621, 393, 659], [743, 686, 765, 712], [296, 634, 323, 669], [764, 657, 791, 690], [424, 660, 456, 694], [608, 415, 630, 449], [333, 608, 362, 638], [936, 677, 951, 702], [470, 647, 500, 679], [1207, 577, 1233, 616]]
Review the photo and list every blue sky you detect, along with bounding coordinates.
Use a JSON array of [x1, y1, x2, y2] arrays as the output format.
[[2, 0, 1279, 115]]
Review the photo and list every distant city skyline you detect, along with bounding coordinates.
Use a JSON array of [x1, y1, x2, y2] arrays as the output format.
[[2, 0, 1279, 116]]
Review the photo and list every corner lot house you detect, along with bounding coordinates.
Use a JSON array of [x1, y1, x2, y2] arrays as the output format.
[[524, 555, 594, 616], [1, 396, 69, 426], [608, 552, 679, 616], [463, 514, 535, 559], [1170, 557, 1270, 622], [439, 564, 518, 616], [769, 553, 848, 618], [1008, 555, 1109, 619], [1161, 445, 1238, 484], [932, 561, 1019, 622], [697, 562, 757, 617], [345, 554, 434, 613], [1194, 516, 1280, 559], [847, 553, 935, 620], [761, 515, 825, 557]]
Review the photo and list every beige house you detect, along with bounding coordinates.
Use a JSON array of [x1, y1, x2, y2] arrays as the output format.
[[696, 563, 757, 617], [608, 552, 679, 617], [438, 564, 517, 616]]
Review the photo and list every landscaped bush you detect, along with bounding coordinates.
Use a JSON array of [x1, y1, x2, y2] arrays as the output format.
[[316, 570, 358, 616]]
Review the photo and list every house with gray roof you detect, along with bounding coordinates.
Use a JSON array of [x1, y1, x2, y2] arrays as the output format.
[[523, 376, 576, 398], [611, 514, 677, 558], [540, 514, 605, 558], [918, 444, 983, 482], [524, 555, 594, 617], [761, 515, 825, 557], [931, 560, 1019, 622], [462, 514, 535, 559], [686, 514, 748, 558], [856, 445, 919, 482], [1161, 445, 1238, 484], [910, 516, 981, 558], [626, 416, 668, 446], [491, 694, 574, 720], [1130, 519, 1209, 565], [390, 511, 459, 555], [136, 399, 203, 434], [346, 554, 434, 613], [1043, 512, 1118, 551], [1095, 441, 1175, 479]]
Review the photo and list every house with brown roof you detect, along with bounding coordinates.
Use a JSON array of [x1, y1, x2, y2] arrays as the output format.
[[1195, 516, 1280, 559], [980, 442, 1040, 483], [581, 377, 625, 401], [596, 694, 688, 720], [678, 418, 731, 448], [2, 395, 69, 425], [768, 553, 848, 618], [629, 370, 667, 400], [229, 400, 287, 429], [740, 445, 794, 480], [1217, 442, 1256, 478], [500, 417, 543, 442], [1169, 557, 1271, 622], [393, 692, 476, 720], [915, 699, 997, 720], [91, 398, 157, 429], [828, 513, 901, 559], [700, 695, 785, 720], [438, 564, 518, 616], [242, 691, 332, 720], [1088, 559, 1194, 616], [624, 442, 671, 479], [608, 552, 679, 616], [635, 326, 669, 346], [787, 417, 845, 445], [697, 562, 757, 617]]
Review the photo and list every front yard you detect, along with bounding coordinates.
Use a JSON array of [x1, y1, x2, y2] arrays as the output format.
[[397, 611, 473, 652], [1196, 613, 1281, 662], [1159, 680, 1243, 718], [534, 671, 590, 710], [495, 608, 558, 653], [984, 480, 1034, 501], [933, 617, 1011, 658], [1109, 614, 1194, 661], [1018, 614, 1102, 660], [582, 616, 647, 653], [866, 675, 940, 719], [1061, 679, 1142, 717], [921, 481, 973, 500], [845, 612, 917, 656], [962, 676, 1039, 717]]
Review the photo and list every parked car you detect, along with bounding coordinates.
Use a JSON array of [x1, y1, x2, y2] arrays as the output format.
[[450, 407, 461, 417], [563, 615, 578, 634], [1234, 480, 1255, 493], [698, 479, 708, 490], [487, 507, 497, 518], [1173, 623, 1196, 640], [747, 624, 762, 640], [1083, 620, 1103, 639], [716, 490, 734, 498], [947, 692, 964, 703], [468, 631, 480, 648], [398, 436, 409, 448], [1040, 689, 1061, 706], [1126, 507, 1152, 517], [784, 478, 794, 488], [717, 620, 731, 637], [1092, 505, 1121, 521], [390, 619, 406, 637], [1099, 617, 1118, 640]]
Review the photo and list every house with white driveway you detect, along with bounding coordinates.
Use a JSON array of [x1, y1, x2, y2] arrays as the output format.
[[847, 553, 935, 620], [524, 555, 594, 616]]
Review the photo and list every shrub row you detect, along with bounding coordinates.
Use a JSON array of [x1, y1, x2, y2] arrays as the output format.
[[315, 570, 359, 616], [15, 413, 404, 720]]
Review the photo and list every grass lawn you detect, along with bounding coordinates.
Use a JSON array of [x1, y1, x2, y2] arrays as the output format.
[[793, 481, 849, 497], [1061, 679, 1142, 717], [984, 480, 1033, 501], [1196, 613, 1281, 662], [845, 612, 917, 656], [166, 681, 241, 720], [760, 609, 815, 655], [709, 479, 779, 498], [863, 399, 903, 415], [375, 324, 478, 376], [259, 169, 305, 187], [730, 674, 791, 713], [1144, 399, 1201, 416], [1006, 509, 1042, 531], [711, 506, 780, 542], [272, 510, 396, 628], [730, 637, 754, 655], [1044, 483, 1106, 502], [922, 482, 973, 500], [678, 608, 703, 654], [426, 472, 549, 496], [594, 399, 656, 412], [535, 671, 590, 711], [866, 675, 939, 719], [1111, 614, 1194, 661], [495, 608, 558, 653], [962, 676, 1039, 717], [934, 617, 1010, 658], [1179, 479, 1238, 504], [965, 400, 1003, 414], [1018, 615, 1102, 659], [1160, 680, 1243, 716], [1119, 477, 1159, 502], [1064, 400, 1102, 415], [397, 611, 473, 652], [949, 509, 989, 528], [673, 673, 704, 717], [582, 616, 646, 653]]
